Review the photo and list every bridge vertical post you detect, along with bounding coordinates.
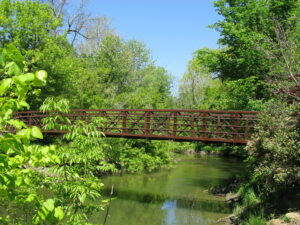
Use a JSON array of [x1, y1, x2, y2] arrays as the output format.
[[102, 111, 107, 132], [28, 113, 33, 127], [244, 118, 249, 140], [233, 113, 239, 140], [80, 110, 85, 122], [122, 111, 127, 134], [144, 111, 151, 135], [166, 113, 171, 135], [173, 112, 177, 137], [217, 115, 221, 138], [202, 112, 207, 138], [191, 114, 195, 137]]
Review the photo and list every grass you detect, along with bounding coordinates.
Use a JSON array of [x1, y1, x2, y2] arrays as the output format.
[[243, 215, 267, 225]]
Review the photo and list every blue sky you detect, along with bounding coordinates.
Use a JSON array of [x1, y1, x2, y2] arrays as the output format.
[[87, 0, 222, 89]]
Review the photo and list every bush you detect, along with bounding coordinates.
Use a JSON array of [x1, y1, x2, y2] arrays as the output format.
[[246, 100, 300, 194], [105, 139, 173, 173], [244, 215, 267, 225], [236, 100, 300, 223]]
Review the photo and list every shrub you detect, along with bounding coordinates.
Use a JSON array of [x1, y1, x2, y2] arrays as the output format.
[[236, 100, 300, 223], [246, 100, 300, 194]]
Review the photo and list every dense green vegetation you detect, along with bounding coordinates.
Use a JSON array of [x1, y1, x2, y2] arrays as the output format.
[[178, 0, 300, 224], [0, 1, 178, 224], [0, 44, 66, 224], [0, 0, 299, 224]]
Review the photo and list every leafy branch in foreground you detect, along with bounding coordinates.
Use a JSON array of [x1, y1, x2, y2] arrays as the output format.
[[0, 44, 64, 224], [1, 44, 108, 225], [40, 98, 111, 224]]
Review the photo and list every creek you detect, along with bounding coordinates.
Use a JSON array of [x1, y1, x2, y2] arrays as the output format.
[[93, 155, 244, 225]]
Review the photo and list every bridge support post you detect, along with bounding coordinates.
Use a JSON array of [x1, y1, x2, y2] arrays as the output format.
[[144, 111, 151, 135], [173, 112, 177, 137], [244, 118, 249, 140], [122, 111, 127, 134], [233, 113, 239, 140], [28, 114, 32, 127], [191, 114, 195, 137], [202, 112, 207, 138], [217, 115, 221, 138]]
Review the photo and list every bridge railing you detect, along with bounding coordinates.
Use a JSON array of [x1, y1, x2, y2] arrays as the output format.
[[13, 109, 259, 144]]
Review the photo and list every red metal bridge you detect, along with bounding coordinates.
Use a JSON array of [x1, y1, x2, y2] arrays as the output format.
[[14, 109, 259, 144]]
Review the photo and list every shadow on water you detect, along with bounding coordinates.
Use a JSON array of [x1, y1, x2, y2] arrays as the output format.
[[187, 177, 231, 189], [102, 187, 231, 214]]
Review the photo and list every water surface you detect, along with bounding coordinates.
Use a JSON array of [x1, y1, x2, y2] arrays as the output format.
[[95, 155, 244, 225]]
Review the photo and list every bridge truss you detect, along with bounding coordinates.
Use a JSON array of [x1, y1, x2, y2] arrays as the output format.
[[14, 109, 259, 144]]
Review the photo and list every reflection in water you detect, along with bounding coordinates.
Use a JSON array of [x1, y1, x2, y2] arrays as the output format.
[[162, 200, 177, 225], [92, 155, 244, 225]]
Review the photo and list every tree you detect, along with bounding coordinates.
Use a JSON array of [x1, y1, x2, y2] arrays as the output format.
[[254, 18, 300, 100], [208, 0, 299, 80], [184, 0, 300, 111], [0, 0, 62, 50], [178, 55, 213, 109], [39, 0, 92, 45], [0, 0, 81, 109], [74, 34, 173, 109], [119, 66, 173, 109], [77, 16, 114, 55]]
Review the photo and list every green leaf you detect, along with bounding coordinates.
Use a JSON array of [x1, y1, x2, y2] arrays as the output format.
[[79, 193, 87, 203], [19, 100, 30, 109], [54, 207, 64, 220], [16, 73, 35, 84], [35, 70, 48, 81], [43, 199, 55, 212], [0, 78, 12, 95], [40, 146, 49, 154], [7, 119, 27, 130], [15, 175, 24, 186], [25, 194, 37, 203], [5, 62, 22, 76], [31, 126, 43, 139], [0, 138, 24, 154], [17, 129, 31, 139], [33, 70, 48, 86], [4, 44, 24, 71], [0, 154, 8, 168], [0, 49, 5, 68], [32, 89, 41, 96]]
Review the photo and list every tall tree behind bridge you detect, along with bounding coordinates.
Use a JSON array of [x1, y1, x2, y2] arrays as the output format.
[[0, 0, 174, 109], [209, 0, 300, 81], [178, 0, 300, 110]]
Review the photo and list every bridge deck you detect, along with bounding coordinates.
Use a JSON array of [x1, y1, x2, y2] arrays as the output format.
[[14, 109, 259, 144]]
